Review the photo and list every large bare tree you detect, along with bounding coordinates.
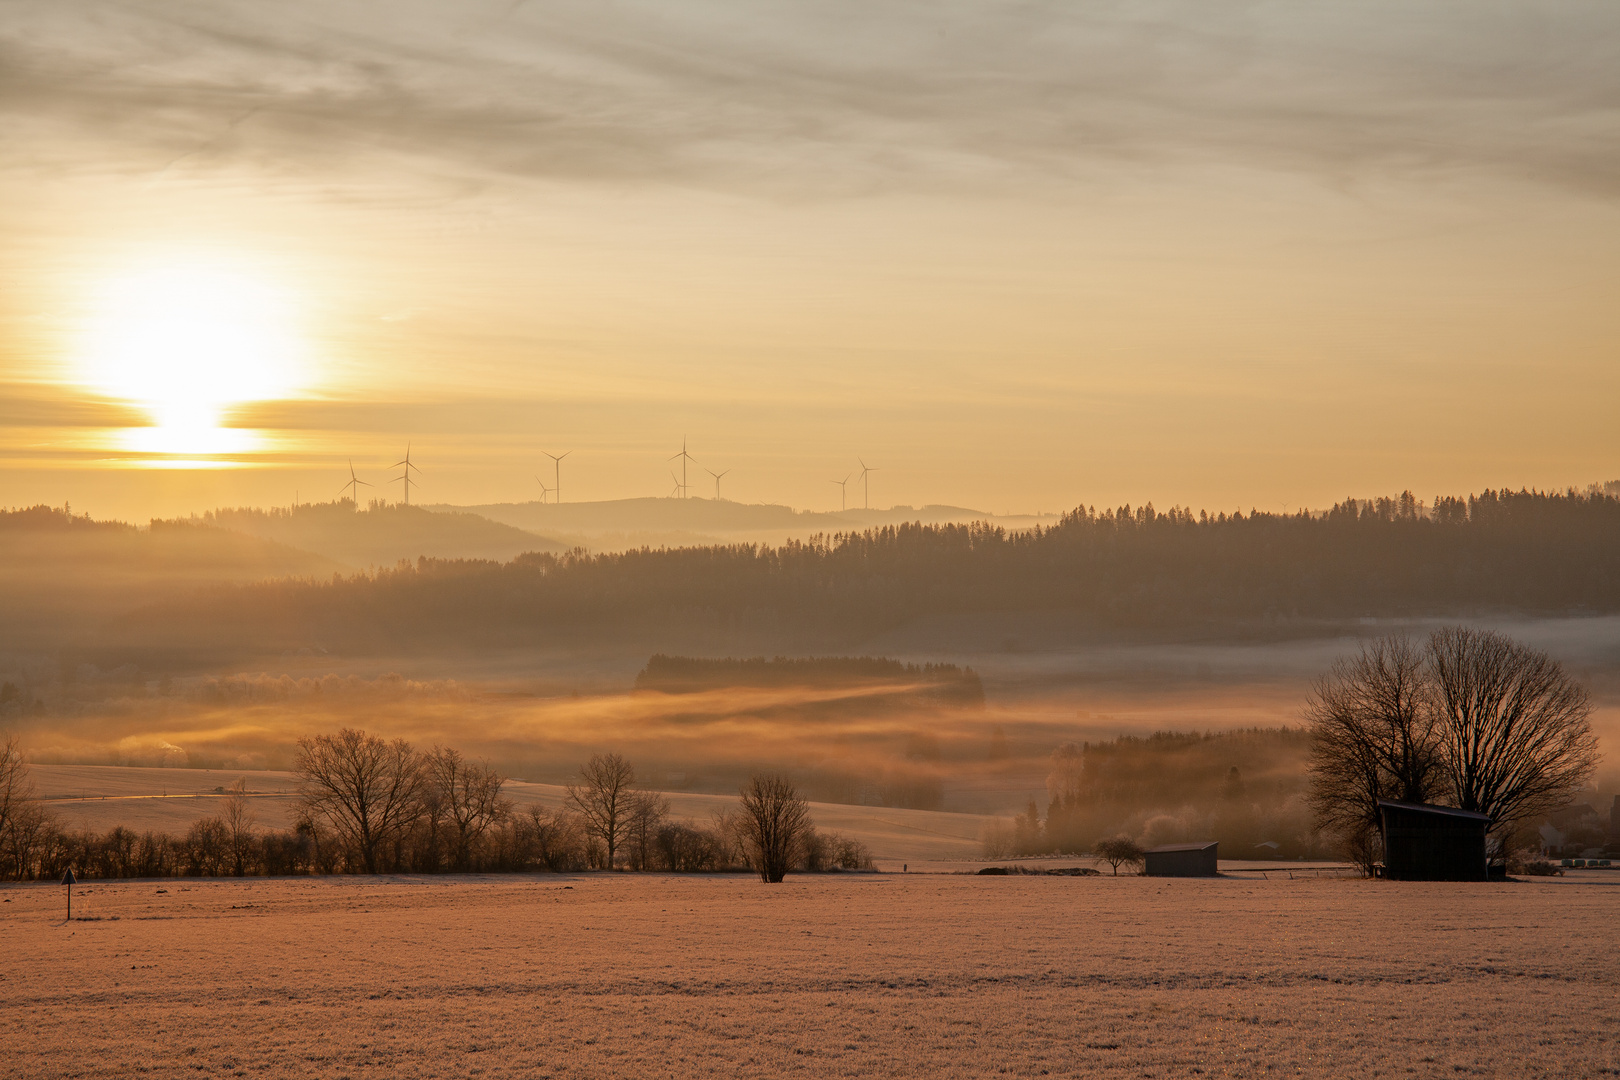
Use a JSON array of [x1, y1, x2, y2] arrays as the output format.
[[1305, 635, 1440, 867], [295, 729, 425, 874], [425, 746, 511, 871], [737, 773, 812, 883], [568, 753, 636, 868], [1427, 627, 1598, 840]]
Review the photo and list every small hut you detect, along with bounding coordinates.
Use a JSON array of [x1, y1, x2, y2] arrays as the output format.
[[1144, 841, 1218, 877], [1377, 799, 1491, 881]]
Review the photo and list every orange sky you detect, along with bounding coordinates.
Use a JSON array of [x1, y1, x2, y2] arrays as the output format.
[[2, 1, 1618, 520]]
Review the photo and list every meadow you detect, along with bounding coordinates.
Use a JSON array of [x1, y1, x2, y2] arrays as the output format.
[[3, 872, 1616, 1078]]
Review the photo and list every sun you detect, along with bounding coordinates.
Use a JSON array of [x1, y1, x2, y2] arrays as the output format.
[[77, 255, 307, 456]]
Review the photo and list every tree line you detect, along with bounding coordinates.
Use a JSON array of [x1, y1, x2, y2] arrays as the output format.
[[0, 732, 871, 883], [121, 487, 1620, 655]]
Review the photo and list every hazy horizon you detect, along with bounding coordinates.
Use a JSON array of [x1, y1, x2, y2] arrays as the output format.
[[4, 1, 1618, 518], [10, 477, 1620, 532]]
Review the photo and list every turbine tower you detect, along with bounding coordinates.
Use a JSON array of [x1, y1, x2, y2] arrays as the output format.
[[668, 471, 684, 499], [391, 444, 422, 505], [668, 437, 697, 499], [858, 458, 879, 510], [338, 459, 372, 511], [830, 473, 851, 512], [705, 467, 731, 500], [542, 451, 571, 503], [535, 477, 554, 504]]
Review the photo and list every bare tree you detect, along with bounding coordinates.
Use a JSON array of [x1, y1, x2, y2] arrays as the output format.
[[0, 733, 53, 880], [737, 773, 812, 883], [1305, 635, 1440, 869], [1427, 627, 1598, 842], [219, 778, 257, 877], [624, 789, 671, 872], [295, 728, 426, 874], [1093, 835, 1144, 876], [0, 733, 34, 849], [185, 818, 230, 876], [568, 753, 636, 868], [979, 818, 1016, 859], [425, 746, 511, 872], [526, 805, 590, 871]]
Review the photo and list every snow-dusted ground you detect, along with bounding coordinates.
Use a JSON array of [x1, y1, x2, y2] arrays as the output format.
[[3, 872, 1615, 1078]]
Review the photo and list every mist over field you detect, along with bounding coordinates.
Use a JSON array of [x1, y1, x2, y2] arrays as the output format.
[[6, 490, 1620, 858]]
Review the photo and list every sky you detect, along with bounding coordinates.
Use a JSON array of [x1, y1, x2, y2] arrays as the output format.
[[2, 0, 1618, 521]]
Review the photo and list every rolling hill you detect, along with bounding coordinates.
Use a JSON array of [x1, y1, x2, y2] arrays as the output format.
[[200, 500, 564, 568]]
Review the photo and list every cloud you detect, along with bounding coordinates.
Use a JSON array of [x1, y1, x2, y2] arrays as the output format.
[[2, 0, 1617, 199], [0, 385, 147, 429]]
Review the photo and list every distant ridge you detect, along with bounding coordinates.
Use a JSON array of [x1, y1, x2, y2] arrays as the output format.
[[0, 505, 343, 651], [112, 486, 1620, 661], [430, 497, 1056, 551], [199, 501, 563, 568]]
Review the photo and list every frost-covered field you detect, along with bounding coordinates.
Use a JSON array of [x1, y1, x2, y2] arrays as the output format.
[[3, 873, 1616, 1078]]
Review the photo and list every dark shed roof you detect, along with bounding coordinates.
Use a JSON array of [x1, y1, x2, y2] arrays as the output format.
[[1375, 799, 1491, 823], [1145, 841, 1219, 854]]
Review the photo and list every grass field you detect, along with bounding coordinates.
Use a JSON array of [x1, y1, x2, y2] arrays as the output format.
[[3, 871, 1616, 1078]]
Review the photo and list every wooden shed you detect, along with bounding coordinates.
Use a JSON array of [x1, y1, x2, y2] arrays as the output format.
[[1144, 841, 1219, 877], [1377, 799, 1491, 881]]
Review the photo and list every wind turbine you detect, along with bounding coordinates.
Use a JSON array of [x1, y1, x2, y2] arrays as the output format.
[[338, 459, 372, 511], [830, 473, 852, 512], [668, 437, 697, 499], [391, 444, 422, 505], [705, 467, 731, 500], [857, 458, 879, 510], [535, 476, 554, 504], [668, 471, 684, 499], [542, 450, 571, 503]]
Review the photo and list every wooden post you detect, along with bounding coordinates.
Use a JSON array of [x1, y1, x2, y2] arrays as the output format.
[[62, 867, 77, 921]]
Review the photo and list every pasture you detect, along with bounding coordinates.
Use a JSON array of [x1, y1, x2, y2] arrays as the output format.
[[3, 871, 1615, 1078]]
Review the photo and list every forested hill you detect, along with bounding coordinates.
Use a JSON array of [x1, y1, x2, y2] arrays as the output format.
[[199, 501, 562, 567], [122, 488, 1620, 656]]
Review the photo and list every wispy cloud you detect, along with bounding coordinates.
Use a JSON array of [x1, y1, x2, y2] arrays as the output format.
[[4, 0, 1618, 197], [0, 384, 146, 429]]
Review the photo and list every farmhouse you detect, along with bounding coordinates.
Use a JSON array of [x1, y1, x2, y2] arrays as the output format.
[[1144, 841, 1218, 877], [1377, 799, 1491, 881]]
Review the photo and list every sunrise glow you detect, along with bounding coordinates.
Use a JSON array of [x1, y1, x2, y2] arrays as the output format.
[[75, 256, 305, 458]]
